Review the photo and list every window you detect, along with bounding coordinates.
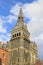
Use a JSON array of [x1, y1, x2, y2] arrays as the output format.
[[12, 35, 14, 38], [3, 53, 6, 58], [12, 33, 21, 38], [18, 58, 19, 62], [12, 52, 13, 56], [17, 33, 18, 36], [24, 50, 27, 62], [15, 34, 16, 37], [19, 32, 20, 36], [22, 17, 23, 19], [19, 17, 20, 19]]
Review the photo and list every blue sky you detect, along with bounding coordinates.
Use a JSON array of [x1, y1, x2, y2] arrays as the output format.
[[0, 0, 43, 60], [0, 0, 36, 41], [0, 0, 36, 16]]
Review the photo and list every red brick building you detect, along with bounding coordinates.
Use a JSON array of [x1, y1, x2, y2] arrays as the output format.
[[0, 48, 9, 65]]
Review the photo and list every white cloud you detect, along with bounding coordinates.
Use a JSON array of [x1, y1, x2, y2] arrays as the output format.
[[10, 0, 43, 59], [34, 34, 43, 59], [0, 14, 17, 33], [2, 15, 17, 24], [0, 17, 6, 33], [10, 3, 22, 16], [0, 34, 10, 42], [10, 0, 43, 37], [18, 0, 43, 38]]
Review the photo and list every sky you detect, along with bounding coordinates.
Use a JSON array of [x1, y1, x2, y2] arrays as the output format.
[[0, 0, 43, 60]]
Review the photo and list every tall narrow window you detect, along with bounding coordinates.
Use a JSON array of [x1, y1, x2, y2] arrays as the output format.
[[18, 58, 19, 62], [15, 34, 16, 37], [17, 33, 18, 36], [3, 53, 6, 58], [13, 35, 14, 38], [19, 17, 20, 19], [19, 32, 20, 36]]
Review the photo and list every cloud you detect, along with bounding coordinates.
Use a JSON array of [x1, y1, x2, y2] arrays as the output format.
[[2, 15, 17, 24], [0, 15, 17, 24], [0, 34, 10, 42], [0, 17, 7, 33], [10, 0, 43, 37], [34, 33, 43, 59], [10, 0, 43, 59], [0, 14, 17, 33], [0, 15, 17, 42], [0, 14, 16, 41], [10, 3, 22, 16], [25, 1, 43, 37], [23, 0, 43, 59]]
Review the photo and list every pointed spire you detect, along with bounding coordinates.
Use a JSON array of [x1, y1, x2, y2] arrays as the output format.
[[18, 8, 24, 22], [18, 8, 23, 17]]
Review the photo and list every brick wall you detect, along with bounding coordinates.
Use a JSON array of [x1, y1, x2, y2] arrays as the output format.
[[0, 48, 9, 65]]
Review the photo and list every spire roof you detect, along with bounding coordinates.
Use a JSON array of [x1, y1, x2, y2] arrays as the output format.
[[18, 8, 23, 17], [17, 8, 24, 22]]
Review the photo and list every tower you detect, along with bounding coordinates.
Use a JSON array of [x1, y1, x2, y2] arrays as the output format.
[[7, 8, 37, 65]]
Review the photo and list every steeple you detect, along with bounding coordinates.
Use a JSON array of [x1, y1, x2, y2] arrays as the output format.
[[18, 8, 24, 22]]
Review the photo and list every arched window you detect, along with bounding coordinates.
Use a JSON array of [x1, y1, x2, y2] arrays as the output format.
[[17, 33, 18, 36], [15, 34, 16, 37], [19, 17, 20, 19], [22, 17, 23, 19], [12, 35, 14, 38], [3, 53, 6, 58], [18, 58, 19, 62], [19, 32, 20, 36]]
